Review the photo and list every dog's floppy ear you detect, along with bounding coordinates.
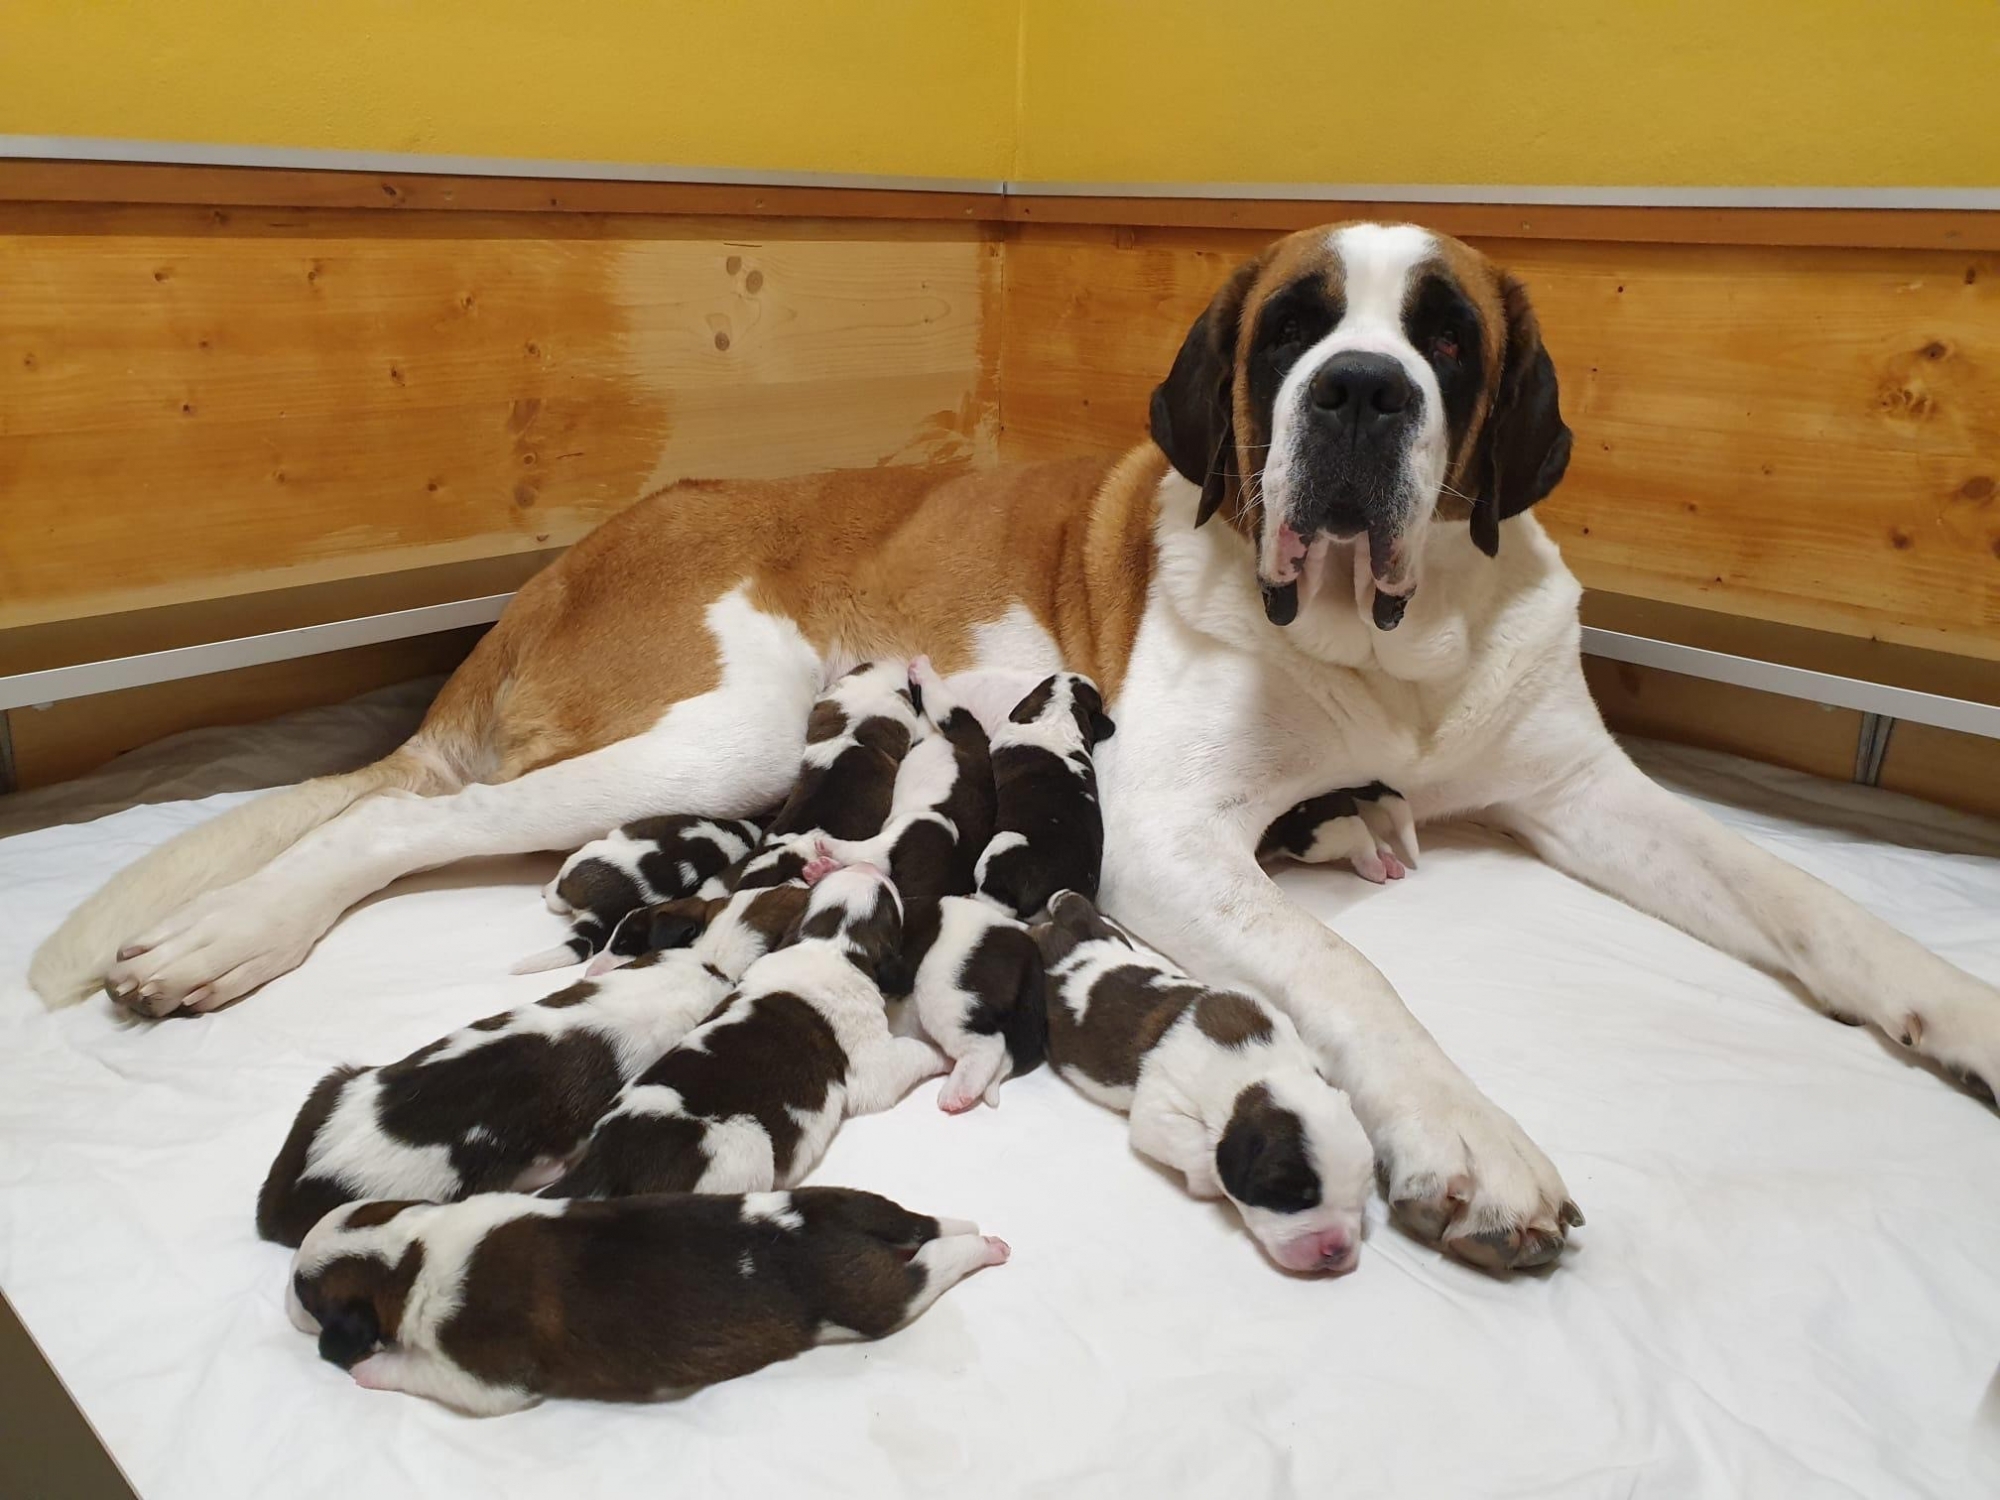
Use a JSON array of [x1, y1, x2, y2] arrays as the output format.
[[1467, 272, 1573, 558], [1215, 1085, 1322, 1215], [637, 896, 716, 955], [1069, 679, 1116, 744], [1150, 257, 1260, 528], [873, 947, 914, 1000], [316, 1299, 381, 1370]]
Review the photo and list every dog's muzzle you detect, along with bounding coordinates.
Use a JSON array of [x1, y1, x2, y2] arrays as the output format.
[[1260, 353, 1423, 631]]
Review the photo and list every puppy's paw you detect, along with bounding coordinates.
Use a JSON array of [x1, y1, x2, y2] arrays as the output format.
[[980, 1236, 1011, 1267], [801, 853, 843, 886]]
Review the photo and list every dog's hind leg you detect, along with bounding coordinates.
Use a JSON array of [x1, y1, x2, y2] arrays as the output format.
[[104, 594, 823, 1015]]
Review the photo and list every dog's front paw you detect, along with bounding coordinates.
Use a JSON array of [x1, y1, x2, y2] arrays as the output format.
[[1373, 1087, 1580, 1272], [1892, 973, 2000, 1108]]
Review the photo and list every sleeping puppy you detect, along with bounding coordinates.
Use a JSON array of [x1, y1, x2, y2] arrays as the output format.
[[287, 1188, 1009, 1415], [1258, 782, 1418, 884], [257, 881, 809, 1246], [543, 863, 944, 1200], [814, 656, 998, 980], [909, 895, 1048, 1113], [1033, 891, 1373, 1274], [764, 659, 924, 842], [516, 814, 764, 973], [976, 672, 1116, 920]]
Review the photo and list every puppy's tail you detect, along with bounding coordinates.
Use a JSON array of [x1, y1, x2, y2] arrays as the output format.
[[29, 743, 458, 1009]]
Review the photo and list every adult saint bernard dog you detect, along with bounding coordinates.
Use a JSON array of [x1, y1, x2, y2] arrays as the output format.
[[34, 222, 1999, 1272]]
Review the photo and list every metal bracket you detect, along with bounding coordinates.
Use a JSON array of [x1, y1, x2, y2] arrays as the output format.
[[1853, 713, 1896, 786]]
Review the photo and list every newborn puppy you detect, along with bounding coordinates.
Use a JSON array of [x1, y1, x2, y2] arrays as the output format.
[[1258, 782, 1418, 884], [976, 672, 1116, 919], [765, 660, 924, 842], [815, 657, 997, 979], [1033, 892, 1373, 1274], [258, 881, 809, 1247], [517, 814, 764, 973], [544, 864, 944, 1200], [288, 1188, 1009, 1416], [910, 895, 1048, 1113]]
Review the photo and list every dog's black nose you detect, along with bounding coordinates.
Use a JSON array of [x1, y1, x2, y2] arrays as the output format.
[[1309, 353, 1413, 424]]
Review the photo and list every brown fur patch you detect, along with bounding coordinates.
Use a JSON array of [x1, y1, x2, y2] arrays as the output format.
[[1193, 991, 1275, 1048], [403, 451, 1157, 787], [342, 1199, 423, 1230], [1046, 963, 1203, 1092], [313, 1238, 425, 1345]]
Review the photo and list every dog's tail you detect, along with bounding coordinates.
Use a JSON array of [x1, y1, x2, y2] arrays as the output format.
[[28, 744, 461, 1009]]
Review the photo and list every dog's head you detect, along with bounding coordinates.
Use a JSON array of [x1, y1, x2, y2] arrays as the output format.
[[1213, 1072, 1374, 1275], [1150, 222, 1571, 630], [286, 1199, 427, 1369], [790, 863, 908, 992]]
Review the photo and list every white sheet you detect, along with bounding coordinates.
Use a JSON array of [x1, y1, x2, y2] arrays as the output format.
[[3, 694, 1998, 1499]]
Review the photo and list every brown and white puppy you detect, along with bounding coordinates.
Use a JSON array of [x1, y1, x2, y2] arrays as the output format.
[[1258, 782, 1419, 884], [975, 672, 1116, 920], [909, 895, 1048, 1113], [543, 864, 944, 1200], [257, 881, 808, 1246], [515, 813, 764, 973], [764, 659, 925, 843], [286, 1189, 1009, 1415], [1033, 892, 1373, 1274], [814, 656, 998, 983]]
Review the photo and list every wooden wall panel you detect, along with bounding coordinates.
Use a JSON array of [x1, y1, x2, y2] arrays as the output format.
[[1581, 657, 1863, 783], [996, 224, 2000, 662], [1877, 719, 2000, 822], [0, 206, 999, 628]]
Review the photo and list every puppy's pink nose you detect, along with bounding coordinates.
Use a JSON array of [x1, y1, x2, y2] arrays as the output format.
[[1308, 1227, 1357, 1274]]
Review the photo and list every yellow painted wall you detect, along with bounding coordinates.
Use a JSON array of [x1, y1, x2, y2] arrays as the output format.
[[0, 0, 1018, 178], [1015, 0, 2000, 187], [3, 1, 1994, 187]]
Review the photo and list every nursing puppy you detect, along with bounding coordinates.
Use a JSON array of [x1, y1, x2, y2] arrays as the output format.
[[1259, 783, 1419, 884], [543, 864, 945, 1200], [814, 657, 998, 978], [1034, 891, 1373, 1274], [516, 814, 763, 973], [258, 881, 809, 1246], [765, 660, 924, 842], [910, 895, 1049, 1113], [287, 1189, 1009, 1415], [976, 672, 1116, 919]]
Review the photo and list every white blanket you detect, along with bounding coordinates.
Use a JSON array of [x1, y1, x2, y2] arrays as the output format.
[[3, 690, 1997, 1498]]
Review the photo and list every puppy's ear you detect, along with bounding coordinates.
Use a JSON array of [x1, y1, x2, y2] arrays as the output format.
[[1080, 683, 1115, 744], [1215, 1085, 1322, 1215], [316, 1299, 381, 1370], [639, 897, 714, 955], [1467, 273, 1572, 558], [1150, 257, 1260, 528]]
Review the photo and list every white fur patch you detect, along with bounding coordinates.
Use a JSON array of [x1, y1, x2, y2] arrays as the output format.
[[739, 1192, 804, 1231]]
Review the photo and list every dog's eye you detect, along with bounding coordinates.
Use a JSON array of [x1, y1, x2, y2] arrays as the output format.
[[1429, 331, 1461, 363], [1268, 318, 1309, 362]]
